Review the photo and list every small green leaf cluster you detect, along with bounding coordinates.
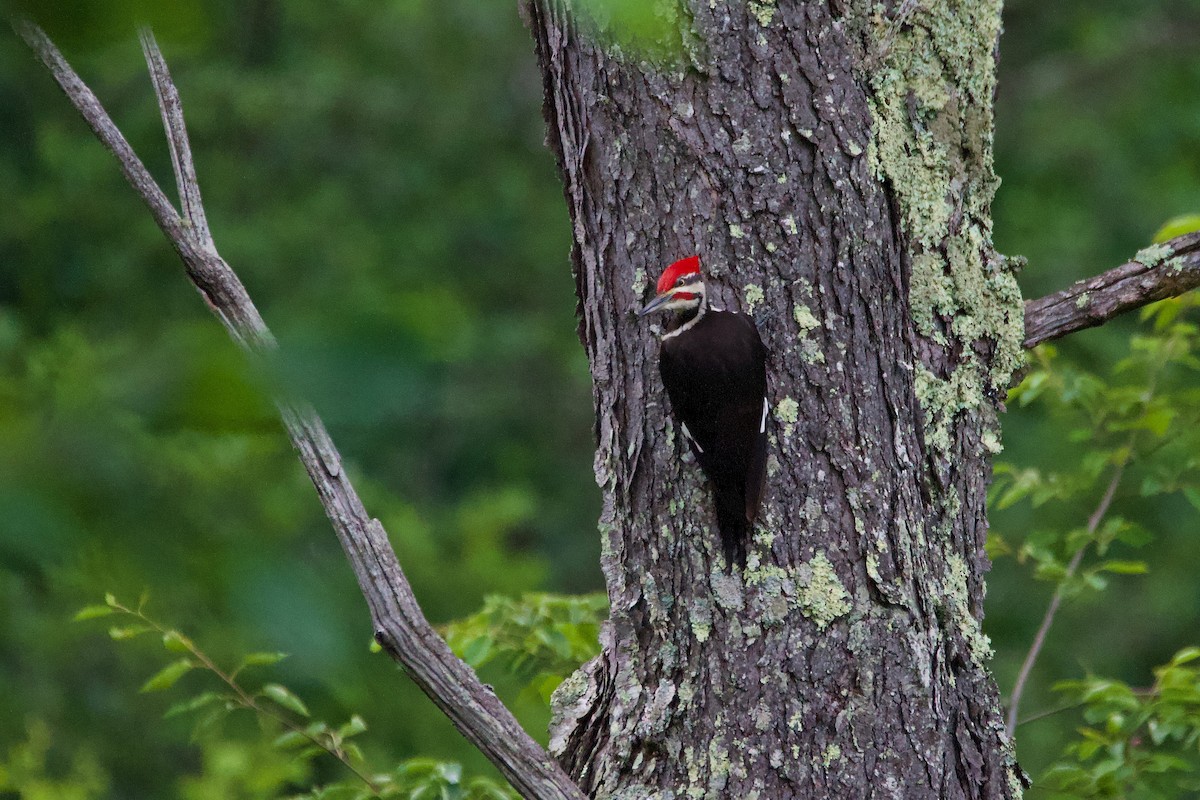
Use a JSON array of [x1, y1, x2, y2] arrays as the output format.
[[441, 592, 607, 704], [71, 594, 517, 800], [1041, 648, 1200, 799], [289, 760, 516, 800], [997, 294, 1200, 597], [1153, 216, 1200, 244], [995, 292, 1200, 796]]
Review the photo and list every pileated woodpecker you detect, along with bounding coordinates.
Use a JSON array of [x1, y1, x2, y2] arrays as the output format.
[[639, 255, 769, 567]]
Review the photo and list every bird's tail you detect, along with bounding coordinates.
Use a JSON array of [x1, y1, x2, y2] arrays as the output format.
[[713, 483, 750, 569]]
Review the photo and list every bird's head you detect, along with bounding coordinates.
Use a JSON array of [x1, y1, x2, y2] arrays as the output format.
[[638, 255, 706, 317]]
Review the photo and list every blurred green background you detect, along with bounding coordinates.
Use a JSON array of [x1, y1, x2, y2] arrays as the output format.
[[990, 0, 1200, 781], [0, 0, 1197, 796]]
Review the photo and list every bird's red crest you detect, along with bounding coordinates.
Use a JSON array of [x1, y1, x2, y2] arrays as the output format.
[[656, 255, 701, 294]]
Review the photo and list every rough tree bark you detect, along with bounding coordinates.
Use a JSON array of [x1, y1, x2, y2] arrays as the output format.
[[527, 1, 1026, 797]]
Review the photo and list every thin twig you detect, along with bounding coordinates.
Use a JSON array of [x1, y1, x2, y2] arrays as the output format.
[[1018, 682, 1159, 729], [111, 600, 381, 794], [1004, 460, 1124, 736], [138, 28, 211, 246], [1016, 700, 1088, 729], [16, 20, 585, 800], [182, 646, 379, 791], [1005, 340, 1175, 736]]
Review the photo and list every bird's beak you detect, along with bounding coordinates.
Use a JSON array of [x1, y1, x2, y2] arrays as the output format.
[[638, 292, 672, 317]]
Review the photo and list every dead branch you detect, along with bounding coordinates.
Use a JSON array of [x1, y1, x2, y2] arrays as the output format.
[[15, 19, 585, 800], [1023, 232, 1200, 349]]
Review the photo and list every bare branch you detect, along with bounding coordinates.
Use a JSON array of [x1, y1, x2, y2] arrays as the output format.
[[139, 28, 211, 246], [1023, 231, 1200, 349], [16, 19, 585, 800]]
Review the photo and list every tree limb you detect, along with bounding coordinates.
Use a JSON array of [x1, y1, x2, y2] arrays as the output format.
[[1023, 232, 1200, 349], [15, 19, 585, 800]]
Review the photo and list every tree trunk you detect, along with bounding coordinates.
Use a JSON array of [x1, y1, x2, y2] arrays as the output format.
[[527, 1, 1026, 797]]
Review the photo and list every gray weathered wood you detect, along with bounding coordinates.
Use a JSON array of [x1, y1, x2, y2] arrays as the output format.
[[15, 19, 585, 800], [1023, 232, 1200, 348]]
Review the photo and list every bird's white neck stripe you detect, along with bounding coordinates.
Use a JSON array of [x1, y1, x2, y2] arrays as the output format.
[[662, 301, 706, 340]]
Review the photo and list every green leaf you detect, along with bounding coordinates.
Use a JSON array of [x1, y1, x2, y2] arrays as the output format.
[[108, 624, 152, 640], [162, 630, 192, 654], [337, 715, 368, 738], [104, 592, 119, 607], [272, 730, 307, 749], [1137, 406, 1175, 436], [236, 651, 289, 671], [1100, 560, 1149, 575], [1182, 486, 1200, 511], [164, 691, 222, 719], [985, 533, 1013, 560], [293, 746, 325, 762], [262, 683, 310, 717], [460, 636, 494, 667], [73, 605, 115, 621], [1153, 214, 1200, 243], [302, 721, 330, 738], [1009, 366, 1051, 405], [530, 672, 565, 704], [189, 706, 231, 742], [1034, 560, 1068, 583], [140, 659, 195, 693], [1170, 647, 1200, 666]]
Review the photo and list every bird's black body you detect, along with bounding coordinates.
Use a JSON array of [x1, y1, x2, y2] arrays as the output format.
[[659, 305, 768, 567]]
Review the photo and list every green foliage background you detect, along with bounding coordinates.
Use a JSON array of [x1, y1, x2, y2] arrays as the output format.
[[990, 0, 1200, 789], [0, 0, 1197, 797]]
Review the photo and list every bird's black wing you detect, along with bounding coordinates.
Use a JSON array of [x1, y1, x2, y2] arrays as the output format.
[[719, 312, 769, 522], [659, 310, 769, 565]]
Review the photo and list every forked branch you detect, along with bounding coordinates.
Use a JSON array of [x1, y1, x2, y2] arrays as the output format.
[[1023, 232, 1200, 349], [15, 19, 585, 800]]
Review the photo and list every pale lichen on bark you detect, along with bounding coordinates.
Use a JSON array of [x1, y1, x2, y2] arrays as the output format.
[[854, 1, 1027, 793], [1133, 241, 1174, 268], [796, 552, 852, 629], [864, 0, 1025, 411]]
